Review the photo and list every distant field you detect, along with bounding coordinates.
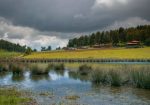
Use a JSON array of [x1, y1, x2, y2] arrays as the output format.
[[24, 47, 150, 59], [0, 50, 21, 58]]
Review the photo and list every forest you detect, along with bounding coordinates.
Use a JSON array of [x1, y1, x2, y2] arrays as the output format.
[[0, 39, 27, 52], [67, 25, 150, 47]]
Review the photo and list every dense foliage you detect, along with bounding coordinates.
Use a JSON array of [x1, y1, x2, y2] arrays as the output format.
[[0, 39, 29, 52], [68, 25, 150, 47]]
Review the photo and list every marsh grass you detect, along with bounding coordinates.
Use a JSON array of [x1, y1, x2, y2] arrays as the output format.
[[78, 64, 92, 75], [0, 88, 31, 105], [131, 67, 150, 89], [0, 64, 8, 72], [30, 65, 49, 75], [90, 65, 150, 89], [53, 63, 64, 70], [11, 65, 23, 76], [91, 70, 108, 85], [108, 69, 122, 86]]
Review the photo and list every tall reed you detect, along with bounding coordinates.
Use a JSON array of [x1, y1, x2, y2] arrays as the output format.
[[130, 67, 150, 89]]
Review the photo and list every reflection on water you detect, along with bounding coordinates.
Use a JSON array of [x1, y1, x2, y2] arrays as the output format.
[[30, 74, 50, 82], [0, 63, 149, 105], [12, 74, 25, 82]]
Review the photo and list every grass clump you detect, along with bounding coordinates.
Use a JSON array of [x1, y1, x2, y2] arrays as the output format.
[[91, 70, 108, 85], [65, 95, 80, 100], [30, 65, 49, 75], [11, 65, 23, 76], [108, 70, 122, 87], [78, 64, 92, 75], [0, 88, 32, 105], [54, 63, 64, 70], [0, 64, 8, 72], [131, 68, 150, 89]]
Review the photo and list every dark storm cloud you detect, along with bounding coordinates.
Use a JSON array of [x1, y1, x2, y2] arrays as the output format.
[[0, 0, 150, 33]]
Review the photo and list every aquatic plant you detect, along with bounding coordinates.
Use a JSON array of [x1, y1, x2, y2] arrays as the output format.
[[0, 87, 35, 105], [91, 70, 108, 85], [108, 69, 122, 87], [54, 63, 64, 70], [78, 64, 92, 75], [45, 63, 54, 71], [11, 65, 23, 76], [131, 67, 150, 89], [30, 65, 49, 75], [0, 64, 8, 72]]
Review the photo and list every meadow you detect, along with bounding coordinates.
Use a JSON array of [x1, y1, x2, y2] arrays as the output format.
[[0, 87, 34, 105], [24, 47, 150, 59], [0, 50, 21, 58]]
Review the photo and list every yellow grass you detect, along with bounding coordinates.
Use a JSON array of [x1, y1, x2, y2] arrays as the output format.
[[24, 47, 150, 59]]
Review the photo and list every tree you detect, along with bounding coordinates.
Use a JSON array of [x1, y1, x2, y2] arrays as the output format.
[[41, 47, 46, 51], [25, 47, 32, 55], [47, 46, 51, 51], [145, 38, 150, 46]]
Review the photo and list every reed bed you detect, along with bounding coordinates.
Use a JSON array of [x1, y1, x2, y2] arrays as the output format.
[[30, 65, 49, 75], [90, 65, 150, 89], [130, 67, 150, 89], [78, 64, 92, 75], [11, 65, 24, 76], [53, 63, 64, 70]]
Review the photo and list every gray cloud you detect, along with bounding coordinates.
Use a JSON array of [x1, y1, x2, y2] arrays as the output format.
[[0, 0, 149, 33], [0, 0, 150, 50]]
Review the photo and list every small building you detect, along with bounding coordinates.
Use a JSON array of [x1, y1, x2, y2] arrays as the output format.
[[126, 40, 141, 48]]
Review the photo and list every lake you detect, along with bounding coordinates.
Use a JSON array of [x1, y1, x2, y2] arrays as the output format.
[[0, 63, 150, 105]]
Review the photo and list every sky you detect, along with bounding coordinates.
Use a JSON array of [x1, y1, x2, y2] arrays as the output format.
[[0, 0, 150, 50]]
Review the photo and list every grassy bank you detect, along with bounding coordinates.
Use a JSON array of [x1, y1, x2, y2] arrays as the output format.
[[0, 87, 35, 105], [0, 50, 21, 58], [24, 47, 150, 59]]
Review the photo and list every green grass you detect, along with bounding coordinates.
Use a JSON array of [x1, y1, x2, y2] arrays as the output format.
[[90, 65, 150, 89], [109, 69, 122, 86], [78, 64, 92, 75], [0, 88, 32, 105], [24, 47, 150, 59], [131, 67, 150, 89], [0, 50, 21, 58], [30, 65, 49, 75]]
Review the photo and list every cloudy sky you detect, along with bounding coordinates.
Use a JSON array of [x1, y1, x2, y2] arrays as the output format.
[[0, 0, 150, 50]]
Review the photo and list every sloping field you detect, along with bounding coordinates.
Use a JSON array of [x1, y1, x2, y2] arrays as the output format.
[[0, 50, 21, 58], [24, 47, 150, 59]]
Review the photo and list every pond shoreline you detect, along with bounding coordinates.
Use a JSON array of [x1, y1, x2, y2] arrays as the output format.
[[0, 58, 150, 63]]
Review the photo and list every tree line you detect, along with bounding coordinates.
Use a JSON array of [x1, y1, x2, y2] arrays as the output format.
[[0, 39, 31, 52], [67, 25, 150, 47]]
